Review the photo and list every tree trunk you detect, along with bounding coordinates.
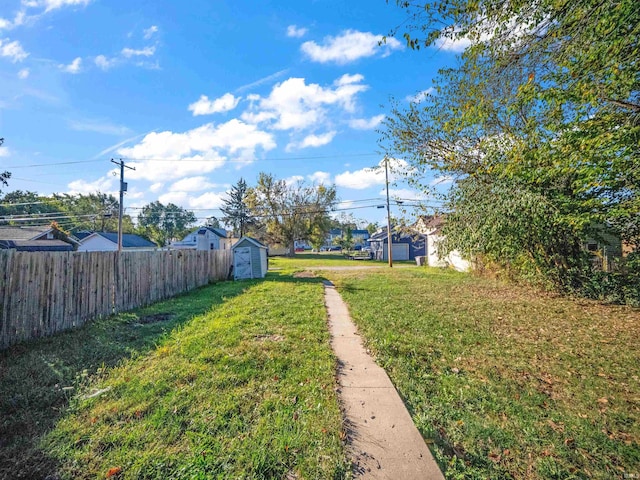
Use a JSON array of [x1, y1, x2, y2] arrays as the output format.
[[289, 243, 296, 256]]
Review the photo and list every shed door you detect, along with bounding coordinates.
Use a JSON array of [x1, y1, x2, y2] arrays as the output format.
[[234, 247, 253, 280]]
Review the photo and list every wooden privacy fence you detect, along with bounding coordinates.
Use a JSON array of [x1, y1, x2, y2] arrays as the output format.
[[0, 249, 233, 349]]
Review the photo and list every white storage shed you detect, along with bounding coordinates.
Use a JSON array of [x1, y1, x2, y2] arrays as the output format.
[[232, 237, 268, 280]]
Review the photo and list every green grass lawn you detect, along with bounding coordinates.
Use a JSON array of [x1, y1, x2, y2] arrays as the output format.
[[270, 252, 413, 270], [321, 266, 640, 479], [4, 253, 637, 479], [1, 275, 348, 479]]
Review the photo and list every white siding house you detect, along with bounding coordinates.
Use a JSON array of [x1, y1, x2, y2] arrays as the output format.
[[416, 216, 471, 272], [170, 227, 228, 251], [77, 232, 157, 252]]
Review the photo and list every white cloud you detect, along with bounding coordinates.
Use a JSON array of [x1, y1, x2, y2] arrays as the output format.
[[0, 11, 26, 30], [188, 191, 225, 209], [242, 75, 368, 131], [308, 171, 331, 184], [287, 25, 307, 38], [0, 38, 28, 62], [301, 29, 402, 65], [121, 46, 155, 58], [117, 120, 276, 182], [335, 158, 411, 190], [284, 175, 304, 186], [0, 147, 11, 158], [149, 182, 164, 192], [67, 175, 117, 195], [430, 175, 454, 186], [188, 93, 241, 116], [169, 176, 217, 192], [60, 56, 82, 74], [349, 114, 385, 130], [143, 25, 158, 40], [434, 36, 472, 53], [385, 188, 428, 201], [158, 190, 225, 210], [69, 118, 131, 136], [235, 69, 289, 93], [17, 68, 29, 79], [94, 54, 116, 70], [22, 0, 92, 13], [406, 88, 434, 103], [287, 131, 336, 151]]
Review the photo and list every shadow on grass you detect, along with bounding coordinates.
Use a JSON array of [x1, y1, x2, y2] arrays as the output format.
[[0, 280, 250, 480]]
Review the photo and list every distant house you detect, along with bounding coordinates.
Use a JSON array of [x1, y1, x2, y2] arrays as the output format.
[[583, 224, 624, 271], [77, 232, 157, 252], [368, 227, 426, 261], [0, 225, 78, 251], [170, 227, 229, 251], [415, 215, 471, 272]]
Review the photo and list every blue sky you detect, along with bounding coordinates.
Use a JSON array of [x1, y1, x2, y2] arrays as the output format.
[[0, 0, 462, 226]]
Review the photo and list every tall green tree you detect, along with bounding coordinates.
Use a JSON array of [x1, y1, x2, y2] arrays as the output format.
[[220, 178, 253, 237], [0, 191, 58, 225], [382, 0, 639, 290], [52, 192, 135, 234], [247, 173, 337, 255], [137, 201, 196, 247], [0, 138, 10, 194]]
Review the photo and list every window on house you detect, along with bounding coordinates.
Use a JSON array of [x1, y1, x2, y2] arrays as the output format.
[[587, 242, 598, 252]]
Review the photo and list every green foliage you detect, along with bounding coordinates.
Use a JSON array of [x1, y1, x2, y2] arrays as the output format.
[[579, 253, 640, 306], [333, 227, 354, 251], [0, 137, 10, 194], [137, 201, 197, 247], [0, 191, 135, 233], [220, 178, 253, 237], [247, 173, 337, 255], [383, 0, 639, 299], [366, 222, 380, 235]]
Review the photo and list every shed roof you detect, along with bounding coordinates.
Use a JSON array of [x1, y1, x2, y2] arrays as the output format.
[[232, 236, 267, 250]]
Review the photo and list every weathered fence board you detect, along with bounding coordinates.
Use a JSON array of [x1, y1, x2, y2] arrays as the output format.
[[0, 249, 233, 349]]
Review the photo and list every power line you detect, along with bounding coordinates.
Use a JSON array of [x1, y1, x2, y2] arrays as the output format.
[[4, 152, 380, 169]]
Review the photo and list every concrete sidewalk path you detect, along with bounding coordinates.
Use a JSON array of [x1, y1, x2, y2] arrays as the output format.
[[323, 281, 444, 480]]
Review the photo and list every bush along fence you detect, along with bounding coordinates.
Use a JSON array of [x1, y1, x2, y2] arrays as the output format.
[[0, 249, 233, 349]]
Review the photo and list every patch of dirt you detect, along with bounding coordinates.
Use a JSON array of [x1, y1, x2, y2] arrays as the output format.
[[137, 313, 175, 324], [255, 334, 285, 342]]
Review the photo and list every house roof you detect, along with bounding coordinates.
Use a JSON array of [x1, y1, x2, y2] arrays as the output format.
[[0, 225, 52, 241], [81, 232, 157, 248], [369, 226, 424, 242], [0, 240, 74, 251], [417, 215, 445, 234], [73, 231, 93, 240], [193, 226, 227, 238]]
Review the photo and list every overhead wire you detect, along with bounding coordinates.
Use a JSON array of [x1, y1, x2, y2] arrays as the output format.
[[3, 152, 381, 169]]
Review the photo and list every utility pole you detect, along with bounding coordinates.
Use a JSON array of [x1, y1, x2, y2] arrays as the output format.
[[111, 159, 135, 252], [385, 156, 393, 268]]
